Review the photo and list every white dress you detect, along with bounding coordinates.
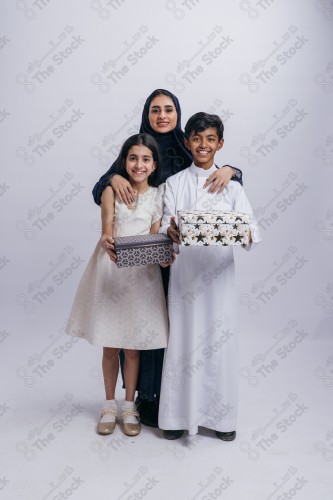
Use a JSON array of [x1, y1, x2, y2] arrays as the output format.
[[66, 185, 169, 350], [158, 164, 261, 434]]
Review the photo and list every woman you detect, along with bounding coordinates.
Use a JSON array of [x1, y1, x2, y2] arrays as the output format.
[[93, 89, 242, 204], [92, 89, 243, 427]]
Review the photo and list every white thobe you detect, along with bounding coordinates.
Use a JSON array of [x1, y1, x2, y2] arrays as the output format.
[[158, 163, 261, 434]]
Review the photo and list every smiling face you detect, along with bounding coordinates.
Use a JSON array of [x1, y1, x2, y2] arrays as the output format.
[[148, 94, 178, 133], [185, 127, 224, 169], [125, 145, 156, 186]]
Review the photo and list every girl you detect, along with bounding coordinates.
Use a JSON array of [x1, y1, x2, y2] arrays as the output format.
[[92, 89, 243, 427], [66, 134, 170, 436]]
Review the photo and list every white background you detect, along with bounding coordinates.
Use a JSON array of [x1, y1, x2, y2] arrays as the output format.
[[1, 1, 333, 499]]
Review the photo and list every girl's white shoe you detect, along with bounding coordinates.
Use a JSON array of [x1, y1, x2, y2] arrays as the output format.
[[121, 401, 141, 436], [97, 399, 118, 435]]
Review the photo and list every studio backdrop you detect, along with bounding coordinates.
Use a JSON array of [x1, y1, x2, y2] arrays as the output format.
[[0, 0, 332, 494]]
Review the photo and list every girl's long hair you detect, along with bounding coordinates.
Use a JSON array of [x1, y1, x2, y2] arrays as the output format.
[[116, 133, 162, 187]]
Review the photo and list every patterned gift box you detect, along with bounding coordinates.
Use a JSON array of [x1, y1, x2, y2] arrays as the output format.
[[114, 233, 173, 268], [178, 210, 251, 246]]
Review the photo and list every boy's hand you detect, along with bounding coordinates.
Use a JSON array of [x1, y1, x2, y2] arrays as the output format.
[[110, 174, 137, 205], [242, 232, 253, 249], [99, 234, 116, 263], [203, 166, 234, 194], [167, 216, 180, 244]]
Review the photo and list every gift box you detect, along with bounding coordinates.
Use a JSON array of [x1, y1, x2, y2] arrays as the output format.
[[114, 233, 173, 268], [177, 210, 251, 246]]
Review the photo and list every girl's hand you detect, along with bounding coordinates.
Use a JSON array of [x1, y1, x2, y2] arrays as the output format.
[[167, 216, 180, 244], [160, 250, 176, 267], [203, 166, 235, 194], [100, 234, 116, 263], [159, 261, 171, 268], [110, 174, 137, 205]]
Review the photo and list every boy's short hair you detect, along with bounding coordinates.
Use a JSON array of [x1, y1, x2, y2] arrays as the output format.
[[184, 112, 224, 140]]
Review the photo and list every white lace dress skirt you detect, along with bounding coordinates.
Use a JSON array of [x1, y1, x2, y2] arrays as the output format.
[[66, 185, 168, 349]]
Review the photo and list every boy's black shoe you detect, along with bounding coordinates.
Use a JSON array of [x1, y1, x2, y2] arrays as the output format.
[[163, 430, 183, 440], [215, 430, 236, 441]]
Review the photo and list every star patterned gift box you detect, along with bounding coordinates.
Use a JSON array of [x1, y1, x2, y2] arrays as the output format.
[[114, 233, 173, 268], [177, 210, 251, 246]]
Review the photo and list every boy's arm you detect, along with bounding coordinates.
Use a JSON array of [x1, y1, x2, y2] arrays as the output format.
[[99, 186, 116, 262], [233, 184, 261, 249]]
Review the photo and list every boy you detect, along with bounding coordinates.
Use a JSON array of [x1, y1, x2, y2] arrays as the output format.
[[158, 112, 261, 440]]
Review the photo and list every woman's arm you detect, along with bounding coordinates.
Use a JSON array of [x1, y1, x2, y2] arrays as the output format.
[[92, 160, 137, 206], [224, 165, 243, 185], [99, 186, 116, 262], [204, 165, 243, 194], [92, 161, 117, 206]]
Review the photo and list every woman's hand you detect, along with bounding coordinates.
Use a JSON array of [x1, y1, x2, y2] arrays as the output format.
[[110, 174, 137, 205], [203, 166, 235, 194], [99, 234, 116, 263], [167, 216, 180, 244]]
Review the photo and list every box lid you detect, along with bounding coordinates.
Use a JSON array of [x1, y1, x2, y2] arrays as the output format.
[[114, 233, 173, 250], [178, 210, 250, 224]]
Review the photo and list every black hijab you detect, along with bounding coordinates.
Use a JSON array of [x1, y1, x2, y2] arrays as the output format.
[[139, 89, 193, 183]]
